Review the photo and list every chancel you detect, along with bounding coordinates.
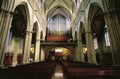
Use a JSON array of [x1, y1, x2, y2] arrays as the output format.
[[0, 0, 120, 79]]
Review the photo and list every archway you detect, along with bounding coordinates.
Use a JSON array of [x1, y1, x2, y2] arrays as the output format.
[[30, 22, 38, 62], [79, 22, 87, 62], [4, 4, 28, 66], [89, 3, 112, 66], [46, 47, 73, 61]]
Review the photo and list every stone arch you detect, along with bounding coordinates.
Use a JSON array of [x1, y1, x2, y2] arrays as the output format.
[[30, 22, 38, 61], [79, 22, 86, 45], [13, 2, 30, 26], [40, 45, 76, 61], [45, 46, 74, 61], [47, 46, 73, 61], [102, 0, 120, 66], [5, 3, 30, 66], [88, 2, 112, 66], [78, 21, 87, 62]]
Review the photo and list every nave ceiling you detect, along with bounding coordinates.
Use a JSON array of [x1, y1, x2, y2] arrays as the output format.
[[43, 0, 75, 18]]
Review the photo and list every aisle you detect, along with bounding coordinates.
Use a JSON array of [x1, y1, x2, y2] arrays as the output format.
[[51, 63, 66, 79]]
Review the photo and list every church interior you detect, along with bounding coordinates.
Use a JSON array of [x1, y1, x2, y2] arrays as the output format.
[[0, 0, 120, 79]]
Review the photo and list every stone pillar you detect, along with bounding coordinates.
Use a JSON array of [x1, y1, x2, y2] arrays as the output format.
[[0, 11, 13, 65], [102, 0, 120, 66], [74, 46, 78, 61], [34, 39, 40, 62], [23, 31, 32, 64], [104, 12, 120, 66], [85, 31, 97, 64], [97, 37, 106, 66], [77, 40, 84, 62], [11, 37, 20, 66]]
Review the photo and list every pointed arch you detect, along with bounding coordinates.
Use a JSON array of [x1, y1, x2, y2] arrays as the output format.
[[88, 2, 112, 66]]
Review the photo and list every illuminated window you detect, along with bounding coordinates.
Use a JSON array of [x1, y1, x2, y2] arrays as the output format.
[[104, 25, 110, 46], [55, 49, 63, 52], [94, 37, 98, 49], [6, 27, 12, 46], [93, 33, 98, 49]]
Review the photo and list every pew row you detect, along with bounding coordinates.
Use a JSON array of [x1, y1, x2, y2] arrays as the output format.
[[61, 61, 120, 79], [0, 61, 57, 79]]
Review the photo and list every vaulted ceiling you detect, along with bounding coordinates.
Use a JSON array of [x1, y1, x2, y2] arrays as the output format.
[[43, 0, 75, 18], [89, 4, 105, 37]]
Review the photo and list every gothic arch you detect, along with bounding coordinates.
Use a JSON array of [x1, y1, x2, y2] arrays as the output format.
[[88, 3, 105, 37], [44, 46, 75, 61], [13, 2, 30, 27], [88, 3, 112, 66], [30, 22, 38, 61], [79, 22, 86, 45], [5, 3, 30, 65]]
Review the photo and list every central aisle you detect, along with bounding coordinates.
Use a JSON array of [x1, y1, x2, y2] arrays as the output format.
[[51, 63, 66, 79]]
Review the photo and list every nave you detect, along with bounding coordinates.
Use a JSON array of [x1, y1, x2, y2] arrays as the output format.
[[1, 60, 120, 79], [51, 62, 66, 79]]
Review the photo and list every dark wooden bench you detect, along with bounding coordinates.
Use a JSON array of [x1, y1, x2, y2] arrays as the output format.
[[61, 61, 120, 79], [1, 61, 57, 79]]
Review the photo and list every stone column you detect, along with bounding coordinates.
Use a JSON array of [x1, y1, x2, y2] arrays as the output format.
[[35, 39, 40, 62], [104, 12, 120, 66], [23, 31, 32, 64], [85, 31, 97, 64], [103, 0, 120, 66], [0, 11, 13, 65], [77, 40, 85, 62], [97, 37, 106, 66], [11, 38, 20, 66], [74, 46, 78, 61]]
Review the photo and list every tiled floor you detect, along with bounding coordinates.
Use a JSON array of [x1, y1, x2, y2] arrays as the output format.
[[51, 63, 66, 79]]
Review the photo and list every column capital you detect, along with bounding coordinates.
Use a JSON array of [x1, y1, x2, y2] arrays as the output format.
[[26, 30, 34, 33], [0, 8, 14, 16], [103, 8, 115, 15]]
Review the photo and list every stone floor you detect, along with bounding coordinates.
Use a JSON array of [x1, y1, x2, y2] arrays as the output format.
[[51, 63, 66, 79]]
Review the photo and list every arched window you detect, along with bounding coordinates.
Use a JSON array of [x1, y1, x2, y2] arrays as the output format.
[[104, 25, 110, 46], [93, 33, 98, 49], [6, 27, 12, 47]]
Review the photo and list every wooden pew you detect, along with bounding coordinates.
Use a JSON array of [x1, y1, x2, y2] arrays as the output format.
[[1, 61, 57, 79], [61, 61, 120, 79]]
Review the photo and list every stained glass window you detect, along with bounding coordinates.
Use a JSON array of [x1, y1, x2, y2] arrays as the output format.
[[104, 25, 110, 46]]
